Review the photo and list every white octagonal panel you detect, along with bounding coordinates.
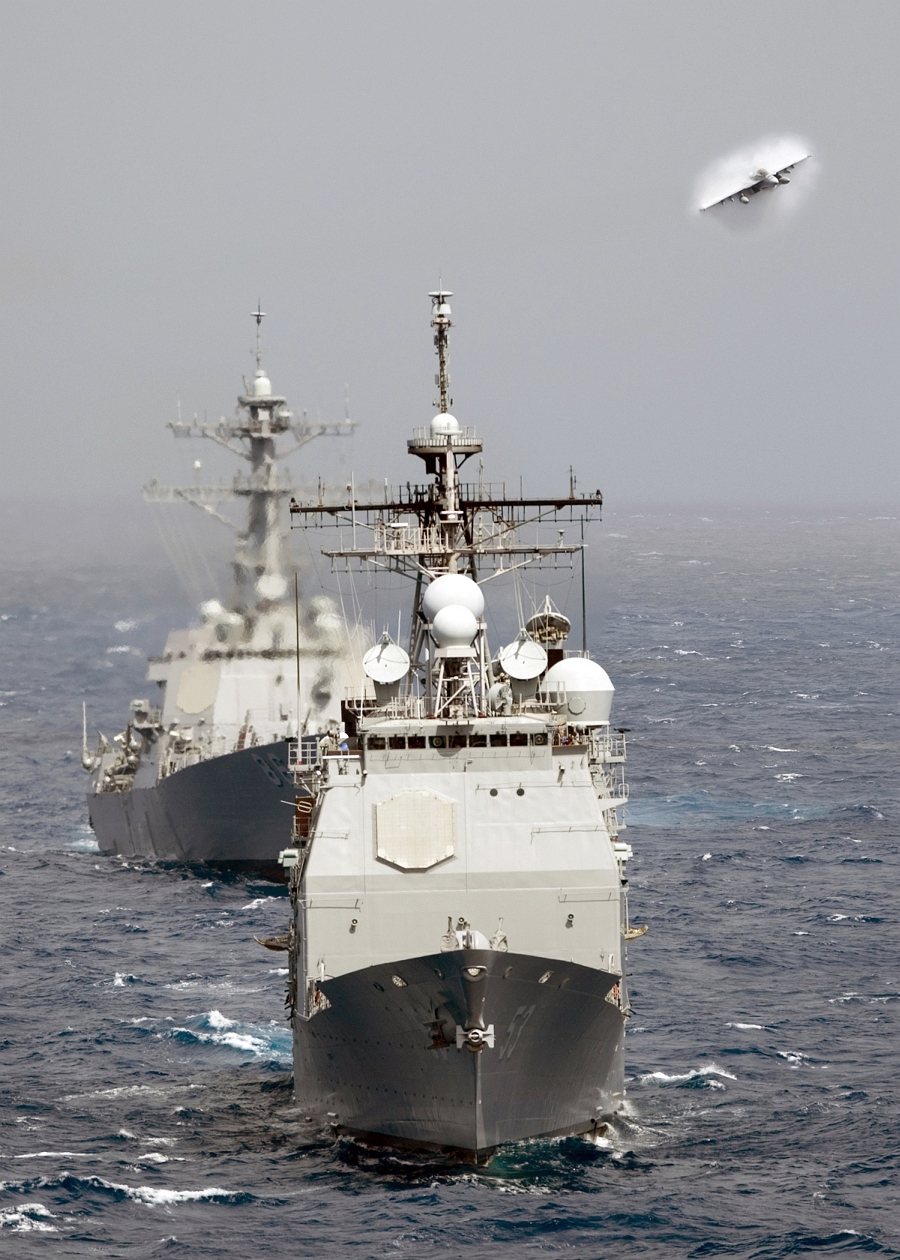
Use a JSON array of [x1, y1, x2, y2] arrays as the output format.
[[375, 791, 456, 870]]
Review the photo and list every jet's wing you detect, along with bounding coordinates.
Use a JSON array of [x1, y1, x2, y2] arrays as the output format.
[[772, 155, 810, 180], [699, 178, 761, 211], [699, 154, 810, 212]]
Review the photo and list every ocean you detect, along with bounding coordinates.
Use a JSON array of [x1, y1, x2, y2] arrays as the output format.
[[1, 507, 898, 1257]]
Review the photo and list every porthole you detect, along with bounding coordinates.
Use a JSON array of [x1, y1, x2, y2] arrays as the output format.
[[489, 788, 498, 797], [538, 971, 553, 984], [516, 787, 525, 797], [391, 974, 407, 988]]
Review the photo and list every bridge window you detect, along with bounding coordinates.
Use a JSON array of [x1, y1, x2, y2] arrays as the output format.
[[449, 732, 468, 749], [367, 736, 386, 750], [407, 735, 426, 749], [389, 736, 406, 750], [469, 734, 487, 748], [490, 733, 508, 747], [531, 733, 548, 746], [509, 732, 528, 747]]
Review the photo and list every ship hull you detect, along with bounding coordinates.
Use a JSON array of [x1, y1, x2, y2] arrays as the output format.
[[293, 949, 625, 1157], [88, 740, 295, 870]]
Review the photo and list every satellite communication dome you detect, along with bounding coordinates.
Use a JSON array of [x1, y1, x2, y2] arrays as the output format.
[[252, 368, 272, 398], [430, 412, 460, 436], [431, 604, 478, 648], [257, 573, 287, 602], [542, 657, 615, 724], [362, 638, 410, 684], [497, 635, 548, 681], [422, 573, 485, 621]]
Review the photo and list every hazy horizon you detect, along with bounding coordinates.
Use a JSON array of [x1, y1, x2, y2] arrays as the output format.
[[0, 1, 898, 510]]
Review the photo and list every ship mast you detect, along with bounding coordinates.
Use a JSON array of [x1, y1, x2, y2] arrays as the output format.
[[290, 289, 603, 718], [144, 309, 354, 616]]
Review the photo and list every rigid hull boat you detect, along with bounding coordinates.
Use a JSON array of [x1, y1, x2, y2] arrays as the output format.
[[278, 290, 638, 1156], [85, 312, 359, 869]]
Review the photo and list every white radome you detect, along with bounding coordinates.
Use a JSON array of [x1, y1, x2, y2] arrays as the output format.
[[252, 368, 272, 398], [257, 573, 288, 601], [543, 657, 615, 724], [430, 412, 460, 436], [431, 604, 479, 648], [422, 573, 485, 621]]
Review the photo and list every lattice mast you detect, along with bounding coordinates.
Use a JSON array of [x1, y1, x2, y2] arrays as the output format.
[[290, 291, 603, 719], [145, 307, 353, 614]]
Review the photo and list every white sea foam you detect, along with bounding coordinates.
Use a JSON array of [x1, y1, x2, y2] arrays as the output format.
[[62, 1084, 204, 1102], [726, 1023, 764, 1030], [14, 1151, 96, 1159], [640, 1064, 736, 1086], [64, 1176, 239, 1206], [777, 1051, 809, 1068], [241, 898, 274, 910], [165, 1009, 291, 1061], [0, 1203, 57, 1231]]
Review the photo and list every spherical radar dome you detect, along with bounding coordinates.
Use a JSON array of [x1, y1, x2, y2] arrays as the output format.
[[257, 573, 287, 602], [543, 657, 615, 724], [430, 412, 460, 436], [422, 573, 485, 621], [431, 604, 478, 648]]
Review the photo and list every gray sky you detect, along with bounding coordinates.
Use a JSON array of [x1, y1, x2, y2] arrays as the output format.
[[1, 0, 897, 509]]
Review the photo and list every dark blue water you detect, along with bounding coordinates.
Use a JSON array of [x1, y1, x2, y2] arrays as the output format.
[[1, 510, 898, 1256]]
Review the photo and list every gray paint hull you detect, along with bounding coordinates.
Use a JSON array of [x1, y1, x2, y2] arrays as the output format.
[[293, 949, 625, 1155], [88, 741, 295, 868]]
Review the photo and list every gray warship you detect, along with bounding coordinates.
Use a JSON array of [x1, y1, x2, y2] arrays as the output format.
[[85, 312, 360, 869], [274, 291, 640, 1157]]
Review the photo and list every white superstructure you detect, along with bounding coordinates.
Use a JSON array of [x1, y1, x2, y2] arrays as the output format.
[[85, 312, 362, 867], [277, 291, 640, 1154]]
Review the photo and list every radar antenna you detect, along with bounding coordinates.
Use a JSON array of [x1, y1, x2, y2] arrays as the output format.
[[145, 307, 355, 615], [252, 302, 267, 370], [429, 286, 453, 413]]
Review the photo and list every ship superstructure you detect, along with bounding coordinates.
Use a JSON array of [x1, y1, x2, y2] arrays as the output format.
[[85, 312, 359, 868], [277, 291, 639, 1156]]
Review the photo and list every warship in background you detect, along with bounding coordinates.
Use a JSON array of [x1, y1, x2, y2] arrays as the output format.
[[85, 311, 359, 869], [272, 290, 640, 1157]]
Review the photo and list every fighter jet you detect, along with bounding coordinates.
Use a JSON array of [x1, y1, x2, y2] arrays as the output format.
[[700, 156, 810, 211]]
